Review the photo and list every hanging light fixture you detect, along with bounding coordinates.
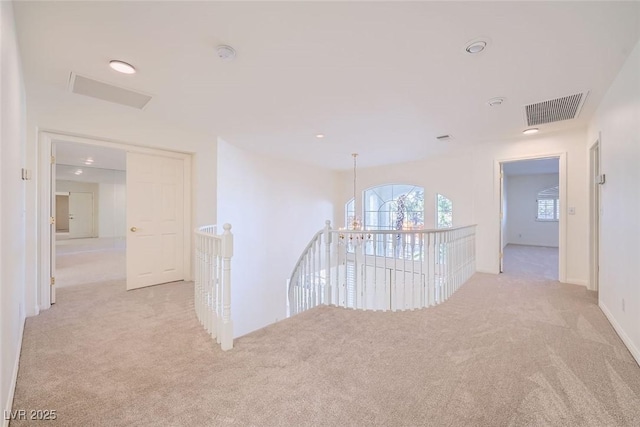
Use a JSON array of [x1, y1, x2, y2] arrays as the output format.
[[339, 153, 370, 247], [348, 153, 363, 231]]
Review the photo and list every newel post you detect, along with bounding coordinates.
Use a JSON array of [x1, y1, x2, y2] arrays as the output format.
[[220, 223, 234, 351], [324, 220, 332, 305]]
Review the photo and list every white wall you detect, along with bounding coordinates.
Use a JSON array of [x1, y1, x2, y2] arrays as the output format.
[[587, 39, 640, 364], [217, 139, 338, 337], [98, 171, 126, 238], [505, 173, 559, 247], [501, 175, 508, 250], [0, 0, 27, 420], [339, 129, 588, 284], [56, 180, 99, 237]]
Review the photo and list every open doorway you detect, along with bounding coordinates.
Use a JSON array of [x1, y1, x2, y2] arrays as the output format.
[[54, 141, 127, 289], [40, 132, 193, 309], [501, 158, 560, 280]]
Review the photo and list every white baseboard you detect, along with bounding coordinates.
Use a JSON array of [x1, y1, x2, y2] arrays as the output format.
[[565, 277, 588, 287], [3, 316, 25, 427], [599, 302, 640, 366], [476, 269, 498, 275]]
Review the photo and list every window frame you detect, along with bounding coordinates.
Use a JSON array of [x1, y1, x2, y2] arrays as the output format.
[[536, 186, 560, 222]]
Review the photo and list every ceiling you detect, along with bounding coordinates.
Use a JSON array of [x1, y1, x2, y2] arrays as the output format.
[[56, 141, 126, 171], [503, 158, 559, 176], [13, 2, 640, 169]]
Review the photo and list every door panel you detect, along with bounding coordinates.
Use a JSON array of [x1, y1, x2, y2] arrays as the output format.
[[127, 152, 184, 290], [69, 192, 94, 238]]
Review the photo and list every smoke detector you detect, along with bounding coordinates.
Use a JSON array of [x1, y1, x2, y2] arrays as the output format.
[[216, 45, 236, 61]]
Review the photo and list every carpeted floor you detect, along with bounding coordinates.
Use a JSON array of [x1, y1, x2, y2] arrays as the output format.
[[503, 244, 559, 281], [55, 237, 125, 288], [11, 271, 640, 426]]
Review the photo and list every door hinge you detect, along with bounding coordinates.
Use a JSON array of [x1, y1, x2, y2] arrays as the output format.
[[499, 252, 504, 259], [51, 155, 56, 164], [50, 277, 55, 286], [50, 216, 55, 225]]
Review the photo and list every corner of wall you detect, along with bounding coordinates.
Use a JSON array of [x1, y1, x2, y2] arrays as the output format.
[[2, 316, 25, 427]]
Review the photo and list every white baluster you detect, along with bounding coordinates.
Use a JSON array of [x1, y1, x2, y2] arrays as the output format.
[[220, 223, 234, 351]]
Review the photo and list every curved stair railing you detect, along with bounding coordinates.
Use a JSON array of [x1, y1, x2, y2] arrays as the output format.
[[194, 224, 234, 350], [288, 221, 476, 316]]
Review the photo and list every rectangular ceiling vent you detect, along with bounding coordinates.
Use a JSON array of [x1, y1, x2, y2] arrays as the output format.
[[524, 92, 588, 126], [68, 72, 152, 110]]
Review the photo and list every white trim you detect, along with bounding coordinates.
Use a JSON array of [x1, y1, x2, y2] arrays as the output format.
[[565, 278, 588, 287], [599, 302, 640, 366], [589, 137, 601, 292], [38, 131, 193, 310], [496, 152, 567, 283], [3, 317, 25, 427]]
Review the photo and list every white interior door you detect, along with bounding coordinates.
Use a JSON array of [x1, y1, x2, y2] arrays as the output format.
[[69, 192, 94, 238], [126, 152, 184, 290]]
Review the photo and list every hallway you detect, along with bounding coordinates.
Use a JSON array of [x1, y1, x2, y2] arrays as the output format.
[[12, 272, 640, 426]]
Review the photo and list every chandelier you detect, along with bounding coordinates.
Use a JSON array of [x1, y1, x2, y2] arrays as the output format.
[[340, 153, 370, 246]]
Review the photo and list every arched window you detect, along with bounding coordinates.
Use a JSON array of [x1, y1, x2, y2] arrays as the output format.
[[363, 184, 424, 230], [436, 194, 453, 228], [345, 198, 355, 226], [537, 186, 559, 221]]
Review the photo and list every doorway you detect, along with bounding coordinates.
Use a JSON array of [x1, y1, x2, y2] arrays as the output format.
[[53, 142, 127, 291], [39, 132, 192, 309], [499, 156, 564, 281]]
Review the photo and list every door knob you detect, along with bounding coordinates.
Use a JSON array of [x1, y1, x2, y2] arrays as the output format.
[[130, 227, 138, 232]]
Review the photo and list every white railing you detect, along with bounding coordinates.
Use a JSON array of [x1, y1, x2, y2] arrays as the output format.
[[194, 224, 234, 351], [288, 221, 476, 316]]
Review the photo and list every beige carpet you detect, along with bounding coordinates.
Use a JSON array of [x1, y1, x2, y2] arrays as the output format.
[[503, 244, 559, 281], [12, 272, 640, 426], [55, 237, 125, 288]]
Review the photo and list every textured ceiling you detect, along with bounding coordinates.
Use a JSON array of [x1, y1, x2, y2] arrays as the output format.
[[14, 1, 640, 169]]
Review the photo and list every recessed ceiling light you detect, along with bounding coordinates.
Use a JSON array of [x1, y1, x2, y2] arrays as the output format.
[[84, 158, 94, 165], [109, 60, 136, 74], [315, 133, 325, 139], [487, 97, 505, 107], [74, 169, 83, 175], [216, 45, 236, 61], [465, 40, 487, 54], [523, 128, 539, 135]]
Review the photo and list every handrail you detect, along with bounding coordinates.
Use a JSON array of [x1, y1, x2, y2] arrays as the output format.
[[288, 221, 476, 316], [287, 228, 324, 292], [194, 224, 234, 351]]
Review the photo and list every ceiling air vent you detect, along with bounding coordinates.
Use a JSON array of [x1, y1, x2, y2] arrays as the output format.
[[524, 92, 588, 126], [68, 73, 152, 110], [436, 134, 452, 141]]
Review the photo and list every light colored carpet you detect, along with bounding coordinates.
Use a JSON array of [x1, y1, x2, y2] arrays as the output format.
[[503, 244, 558, 281], [55, 237, 125, 288], [12, 273, 640, 426]]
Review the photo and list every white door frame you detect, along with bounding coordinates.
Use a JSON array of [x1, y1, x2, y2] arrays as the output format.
[[38, 130, 193, 311], [589, 139, 601, 292], [495, 152, 567, 283]]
